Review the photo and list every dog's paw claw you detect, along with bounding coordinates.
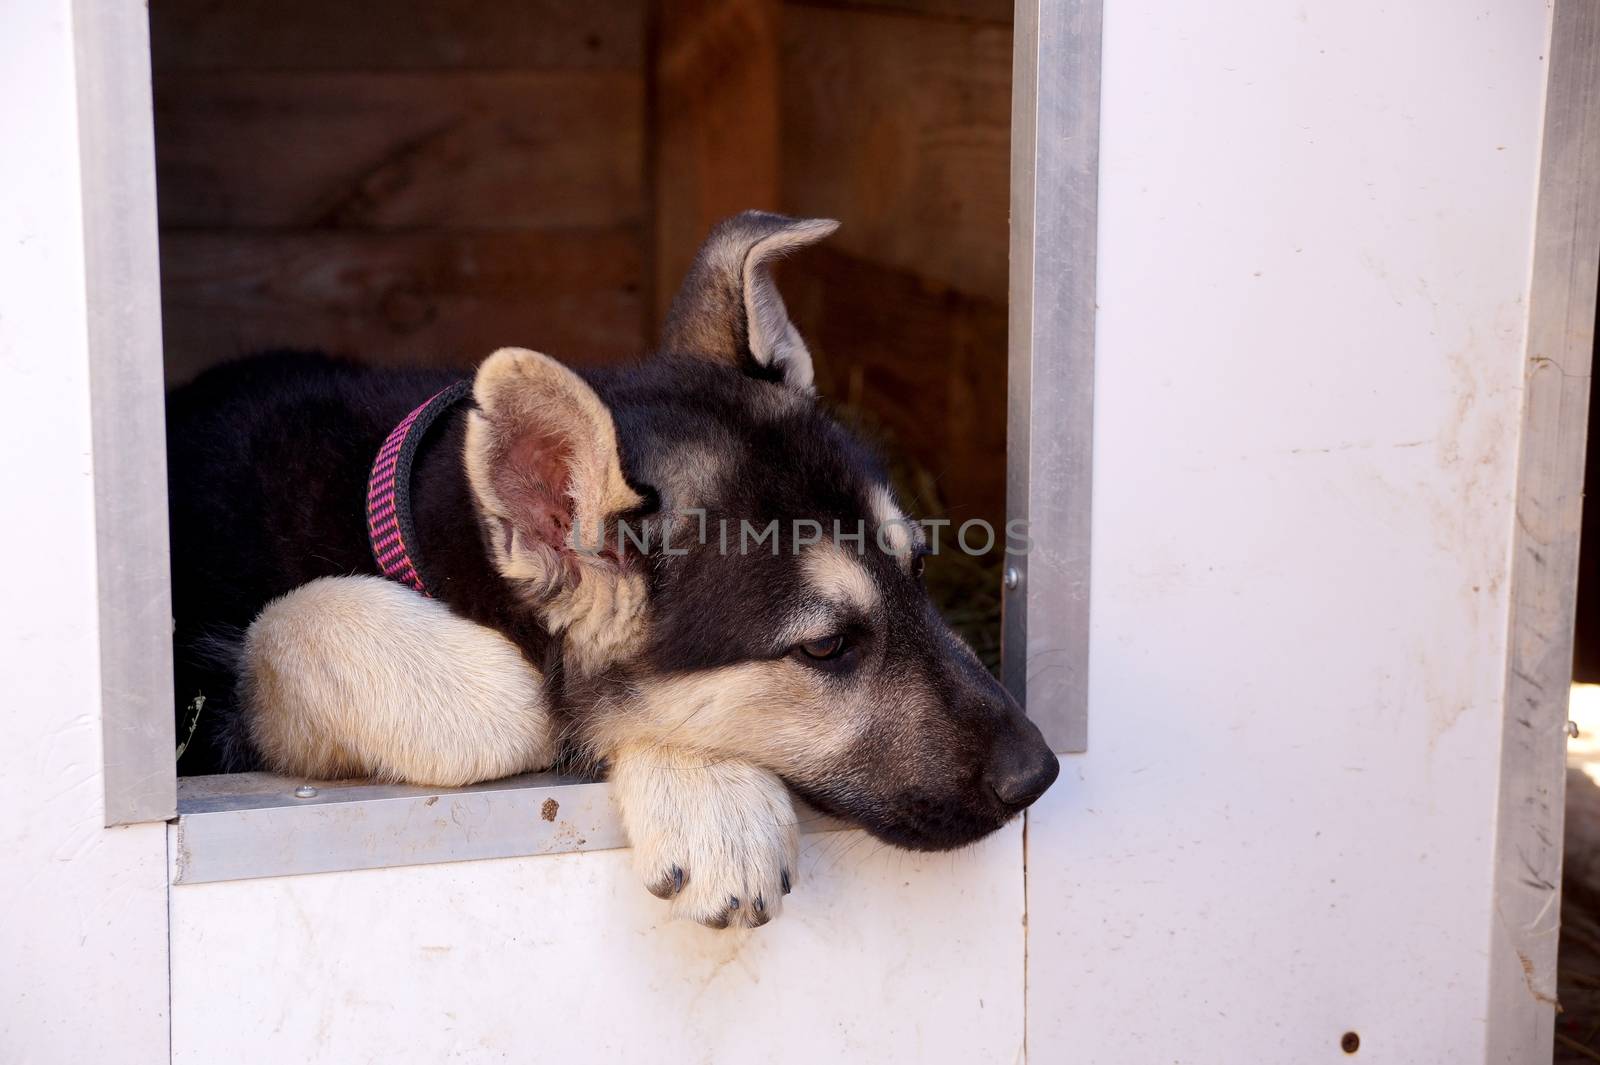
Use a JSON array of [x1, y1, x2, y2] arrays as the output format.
[[648, 864, 687, 900], [614, 751, 798, 930]]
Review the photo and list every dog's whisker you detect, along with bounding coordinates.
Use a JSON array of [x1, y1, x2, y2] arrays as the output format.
[[856, 838, 892, 871], [819, 829, 874, 877]]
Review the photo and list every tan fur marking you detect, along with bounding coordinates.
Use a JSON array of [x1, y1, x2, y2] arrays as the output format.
[[610, 743, 797, 928], [869, 483, 922, 565], [464, 347, 648, 676], [242, 576, 555, 787], [803, 540, 881, 619], [584, 658, 867, 783]]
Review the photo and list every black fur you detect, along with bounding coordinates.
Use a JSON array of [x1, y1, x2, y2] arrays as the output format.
[[168, 352, 537, 773]]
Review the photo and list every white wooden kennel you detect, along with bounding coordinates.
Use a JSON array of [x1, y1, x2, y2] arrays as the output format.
[[4, 1, 1598, 1062]]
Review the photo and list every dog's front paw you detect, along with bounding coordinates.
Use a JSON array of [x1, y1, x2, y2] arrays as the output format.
[[609, 745, 798, 929]]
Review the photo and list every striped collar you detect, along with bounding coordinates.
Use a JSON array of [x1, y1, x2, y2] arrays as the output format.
[[366, 381, 471, 596]]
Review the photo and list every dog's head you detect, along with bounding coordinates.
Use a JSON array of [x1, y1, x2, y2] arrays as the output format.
[[463, 211, 1058, 851]]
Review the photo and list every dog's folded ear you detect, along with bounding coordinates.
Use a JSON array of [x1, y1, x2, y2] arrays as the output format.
[[660, 210, 839, 393], [465, 348, 648, 670]]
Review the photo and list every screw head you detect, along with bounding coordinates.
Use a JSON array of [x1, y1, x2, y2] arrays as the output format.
[[1003, 567, 1021, 591], [293, 784, 318, 799], [1570, 720, 1582, 739]]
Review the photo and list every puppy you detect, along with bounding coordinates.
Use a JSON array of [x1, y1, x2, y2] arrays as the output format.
[[167, 211, 1059, 928]]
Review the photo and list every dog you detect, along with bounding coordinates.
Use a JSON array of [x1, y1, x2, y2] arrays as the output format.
[[166, 211, 1060, 928]]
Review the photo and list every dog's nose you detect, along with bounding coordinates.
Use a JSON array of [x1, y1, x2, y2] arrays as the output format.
[[987, 744, 1060, 809]]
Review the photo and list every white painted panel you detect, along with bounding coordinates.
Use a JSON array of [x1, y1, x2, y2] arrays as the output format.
[[0, 2, 170, 1062], [1026, 1, 1551, 1062], [172, 825, 1022, 1063]]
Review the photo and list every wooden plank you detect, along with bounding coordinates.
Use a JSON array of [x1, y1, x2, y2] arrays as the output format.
[[154, 70, 644, 231], [159, 228, 645, 383], [781, 246, 1007, 530], [784, 0, 1012, 25], [780, 5, 1012, 302], [149, 0, 643, 71], [650, 0, 781, 328], [1487, 2, 1600, 1060]]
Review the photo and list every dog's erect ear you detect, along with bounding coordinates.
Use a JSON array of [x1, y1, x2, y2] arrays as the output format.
[[660, 210, 839, 392], [465, 348, 648, 671]]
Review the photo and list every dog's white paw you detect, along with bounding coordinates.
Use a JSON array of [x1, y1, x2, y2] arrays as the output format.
[[609, 745, 798, 929]]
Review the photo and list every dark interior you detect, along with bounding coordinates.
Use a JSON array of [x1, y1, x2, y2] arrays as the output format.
[[1573, 271, 1600, 683], [1556, 251, 1600, 1062], [150, 0, 1014, 667]]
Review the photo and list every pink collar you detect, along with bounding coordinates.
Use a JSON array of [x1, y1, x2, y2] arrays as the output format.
[[366, 382, 470, 596]]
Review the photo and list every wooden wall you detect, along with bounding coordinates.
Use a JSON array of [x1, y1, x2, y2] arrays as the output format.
[[152, 0, 1011, 537], [151, 1, 649, 383], [648, 0, 1012, 533], [778, 0, 1013, 532]]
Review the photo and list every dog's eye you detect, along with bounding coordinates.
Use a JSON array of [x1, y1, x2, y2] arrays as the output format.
[[911, 551, 927, 580], [798, 634, 848, 661]]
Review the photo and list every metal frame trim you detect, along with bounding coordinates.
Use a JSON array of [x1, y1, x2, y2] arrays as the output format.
[[1488, 3, 1600, 1058], [1004, 0, 1102, 753], [171, 772, 847, 886]]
